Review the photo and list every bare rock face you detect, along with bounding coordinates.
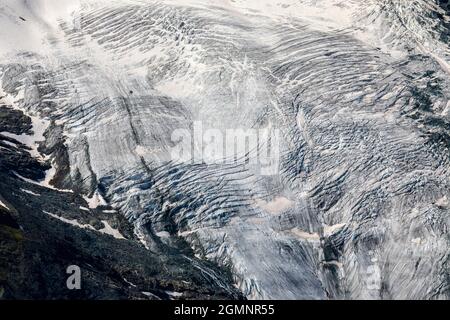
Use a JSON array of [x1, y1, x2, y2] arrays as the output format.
[[0, 0, 449, 300]]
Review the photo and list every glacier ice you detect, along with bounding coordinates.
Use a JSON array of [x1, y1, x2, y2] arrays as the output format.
[[0, 0, 449, 299]]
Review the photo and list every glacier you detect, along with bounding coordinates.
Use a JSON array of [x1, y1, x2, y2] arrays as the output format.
[[0, 0, 449, 299]]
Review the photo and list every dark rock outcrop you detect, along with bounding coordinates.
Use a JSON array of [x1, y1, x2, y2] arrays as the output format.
[[0, 105, 242, 300]]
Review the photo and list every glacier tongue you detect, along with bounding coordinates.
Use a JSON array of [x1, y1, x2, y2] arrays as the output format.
[[0, 0, 449, 299]]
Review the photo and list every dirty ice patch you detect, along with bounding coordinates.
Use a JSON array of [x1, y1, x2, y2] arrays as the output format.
[[0, 198, 11, 211], [44, 210, 125, 239]]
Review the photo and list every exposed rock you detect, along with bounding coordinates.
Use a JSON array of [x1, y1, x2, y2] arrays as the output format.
[[0, 0, 449, 300], [0, 102, 242, 300]]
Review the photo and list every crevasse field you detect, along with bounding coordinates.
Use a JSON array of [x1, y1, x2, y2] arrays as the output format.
[[0, 0, 449, 300]]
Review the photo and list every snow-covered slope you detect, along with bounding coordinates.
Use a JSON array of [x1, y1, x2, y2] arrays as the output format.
[[1, 0, 449, 299]]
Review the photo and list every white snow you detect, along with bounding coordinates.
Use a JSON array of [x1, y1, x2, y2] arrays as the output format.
[[141, 291, 159, 299], [136, 230, 151, 250], [156, 231, 171, 238], [44, 210, 125, 239], [44, 210, 91, 229], [323, 223, 346, 236], [20, 188, 40, 196], [442, 101, 450, 117], [0, 0, 447, 300], [38, 160, 73, 193], [435, 195, 448, 208], [0, 199, 10, 211], [99, 220, 125, 239], [1, 140, 18, 147], [0, 0, 85, 56], [82, 190, 107, 209], [0, 1, 47, 56], [290, 228, 320, 241], [123, 278, 136, 287], [41, 165, 57, 188], [158, 0, 357, 32], [134, 145, 148, 157], [255, 196, 294, 214]]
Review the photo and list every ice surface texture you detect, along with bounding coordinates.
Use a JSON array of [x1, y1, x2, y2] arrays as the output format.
[[0, 0, 449, 299]]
